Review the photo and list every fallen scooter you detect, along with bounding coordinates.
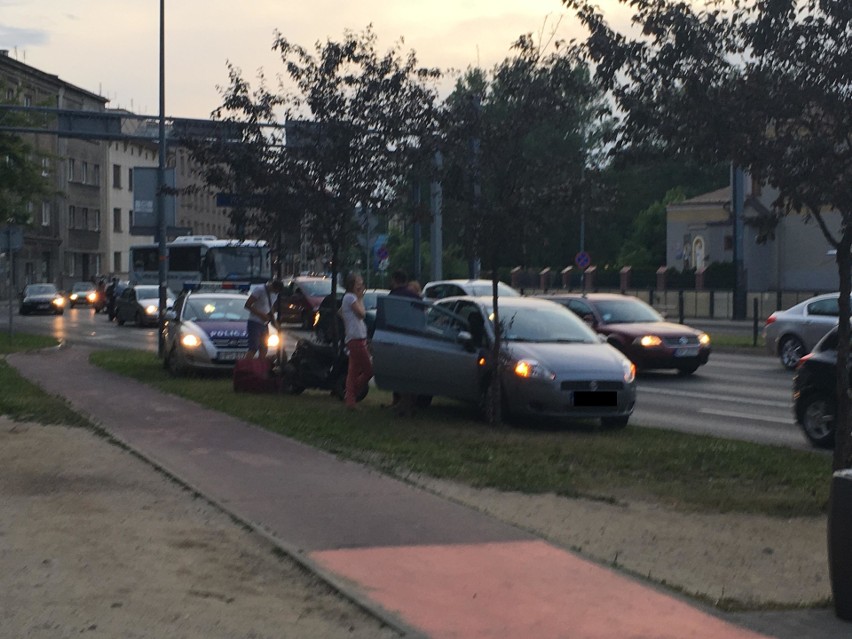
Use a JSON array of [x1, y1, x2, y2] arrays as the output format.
[[282, 338, 368, 402]]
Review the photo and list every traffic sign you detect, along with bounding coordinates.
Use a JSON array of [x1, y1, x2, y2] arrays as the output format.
[[0, 225, 23, 251], [575, 251, 591, 269]]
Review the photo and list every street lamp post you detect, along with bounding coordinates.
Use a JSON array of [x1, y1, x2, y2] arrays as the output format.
[[156, 0, 168, 357]]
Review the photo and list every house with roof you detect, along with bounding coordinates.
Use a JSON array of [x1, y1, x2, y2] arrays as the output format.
[[666, 176, 839, 292]]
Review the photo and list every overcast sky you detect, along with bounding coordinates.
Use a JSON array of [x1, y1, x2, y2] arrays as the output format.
[[0, 0, 633, 119]]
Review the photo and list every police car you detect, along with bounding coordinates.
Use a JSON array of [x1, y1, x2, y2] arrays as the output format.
[[161, 282, 282, 375]]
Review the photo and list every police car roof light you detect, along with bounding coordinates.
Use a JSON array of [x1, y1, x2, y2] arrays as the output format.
[[182, 281, 251, 293]]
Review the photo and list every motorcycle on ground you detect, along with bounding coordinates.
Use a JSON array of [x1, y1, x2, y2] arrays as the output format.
[[281, 338, 368, 402]]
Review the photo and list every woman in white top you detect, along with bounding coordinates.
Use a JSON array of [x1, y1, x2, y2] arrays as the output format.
[[340, 272, 372, 408]]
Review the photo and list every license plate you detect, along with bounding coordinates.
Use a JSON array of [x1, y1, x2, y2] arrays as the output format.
[[573, 391, 617, 407], [217, 351, 246, 362], [675, 347, 699, 357], [37, 303, 50, 309]]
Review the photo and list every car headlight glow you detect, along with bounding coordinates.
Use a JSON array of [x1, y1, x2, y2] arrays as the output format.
[[52, 297, 65, 307], [637, 335, 662, 348], [87, 292, 97, 302], [69, 293, 79, 301], [267, 332, 281, 349], [145, 304, 158, 315], [181, 333, 202, 348], [623, 359, 636, 384], [698, 333, 711, 346], [513, 359, 555, 380]]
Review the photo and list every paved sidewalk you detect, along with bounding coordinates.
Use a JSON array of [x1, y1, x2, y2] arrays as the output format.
[[7, 345, 846, 639]]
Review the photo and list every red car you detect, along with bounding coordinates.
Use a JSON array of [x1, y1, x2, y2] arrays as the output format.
[[278, 276, 343, 329], [542, 293, 711, 375]]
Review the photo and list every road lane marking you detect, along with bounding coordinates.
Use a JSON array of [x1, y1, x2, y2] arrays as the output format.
[[640, 386, 790, 408], [698, 408, 791, 423]]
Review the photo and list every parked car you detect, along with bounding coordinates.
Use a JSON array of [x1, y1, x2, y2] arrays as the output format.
[[371, 295, 637, 426], [542, 293, 711, 375], [313, 288, 389, 343], [19, 283, 65, 315], [113, 284, 175, 327], [279, 276, 344, 329], [67, 281, 97, 308], [162, 290, 281, 375], [421, 279, 520, 300], [793, 326, 847, 448], [764, 293, 842, 369]]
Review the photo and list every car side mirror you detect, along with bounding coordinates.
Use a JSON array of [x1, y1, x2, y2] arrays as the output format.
[[581, 313, 596, 327], [164, 310, 177, 321]]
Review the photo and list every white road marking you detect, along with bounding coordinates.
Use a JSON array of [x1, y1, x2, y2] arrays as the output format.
[[640, 386, 789, 408]]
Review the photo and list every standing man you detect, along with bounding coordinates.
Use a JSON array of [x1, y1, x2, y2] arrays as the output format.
[[389, 269, 420, 299], [245, 279, 284, 359], [341, 272, 372, 409]]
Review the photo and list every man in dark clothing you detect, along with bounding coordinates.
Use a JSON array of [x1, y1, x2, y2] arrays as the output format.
[[389, 270, 420, 299]]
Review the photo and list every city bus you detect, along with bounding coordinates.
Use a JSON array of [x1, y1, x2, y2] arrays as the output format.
[[129, 236, 270, 292]]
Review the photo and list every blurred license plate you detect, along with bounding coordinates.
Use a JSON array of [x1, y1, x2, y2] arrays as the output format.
[[217, 351, 246, 361], [675, 347, 699, 357], [573, 391, 617, 407]]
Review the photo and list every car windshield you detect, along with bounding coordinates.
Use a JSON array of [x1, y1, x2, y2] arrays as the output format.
[[298, 279, 342, 297], [489, 304, 597, 343], [28, 285, 57, 295], [593, 299, 663, 323], [183, 296, 250, 322], [135, 285, 165, 299], [467, 282, 519, 297], [72, 283, 93, 292]]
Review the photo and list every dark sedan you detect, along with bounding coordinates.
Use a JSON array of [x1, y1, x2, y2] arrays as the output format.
[[793, 326, 847, 449], [19, 283, 66, 315], [542, 293, 711, 375], [279, 276, 344, 329], [114, 284, 175, 327]]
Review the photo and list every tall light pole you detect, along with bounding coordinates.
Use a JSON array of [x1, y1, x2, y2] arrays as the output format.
[[156, 0, 168, 356]]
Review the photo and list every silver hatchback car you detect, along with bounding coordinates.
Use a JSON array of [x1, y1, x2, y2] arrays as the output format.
[[371, 295, 637, 426], [764, 293, 843, 369]]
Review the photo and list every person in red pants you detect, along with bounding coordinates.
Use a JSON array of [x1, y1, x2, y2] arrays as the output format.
[[340, 272, 372, 409]]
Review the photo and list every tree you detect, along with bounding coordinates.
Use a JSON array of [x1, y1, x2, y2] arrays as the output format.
[[440, 33, 611, 423], [564, 0, 852, 468], [270, 26, 441, 308], [0, 84, 53, 225]]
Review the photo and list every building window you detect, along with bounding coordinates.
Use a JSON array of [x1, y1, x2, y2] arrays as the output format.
[[66, 253, 75, 277], [41, 157, 49, 177], [68, 205, 76, 228], [724, 235, 733, 251], [113, 252, 122, 272], [93, 209, 100, 231], [128, 168, 133, 190], [41, 201, 50, 226], [81, 208, 89, 230], [113, 207, 122, 232], [93, 164, 100, 186], [113, 164, 122, 189], [68, 158, 75, 182], [81, 162, 89, 184]]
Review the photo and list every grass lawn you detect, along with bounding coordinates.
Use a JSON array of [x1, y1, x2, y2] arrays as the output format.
[[89, 348, 831, 518]]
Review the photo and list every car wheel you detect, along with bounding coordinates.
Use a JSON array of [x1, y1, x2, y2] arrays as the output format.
[[601, 415, 630, 429], [779, 335, 805, 370], [800, 393, 835, 448]]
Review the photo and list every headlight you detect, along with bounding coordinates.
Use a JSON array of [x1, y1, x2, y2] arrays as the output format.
[[313, 311, 320, 328], [513, 359, 555, 380], [623, 359, 636, 384], [52, 297, 65, 307], [267, 332, 281, 349], [144, 304, 158, 315], [87, 292, 97, 302], [698, 333, 711, 346], [636, 335, 662, 348], [70, 293, 79, 301], [181, 333, 202, 348]]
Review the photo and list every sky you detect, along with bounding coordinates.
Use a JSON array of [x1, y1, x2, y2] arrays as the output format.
[[0, 0, 631, 120]]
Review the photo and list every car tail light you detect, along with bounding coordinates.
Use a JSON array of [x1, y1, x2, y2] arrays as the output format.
[[796, 353, 813, 369], [765, 313, 777, 326]]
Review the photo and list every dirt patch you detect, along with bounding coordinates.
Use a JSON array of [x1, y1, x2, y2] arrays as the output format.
[[0, 420, 401, 639]]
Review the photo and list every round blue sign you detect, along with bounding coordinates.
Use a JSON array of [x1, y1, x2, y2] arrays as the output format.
[[575, 251, 591, 269]]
